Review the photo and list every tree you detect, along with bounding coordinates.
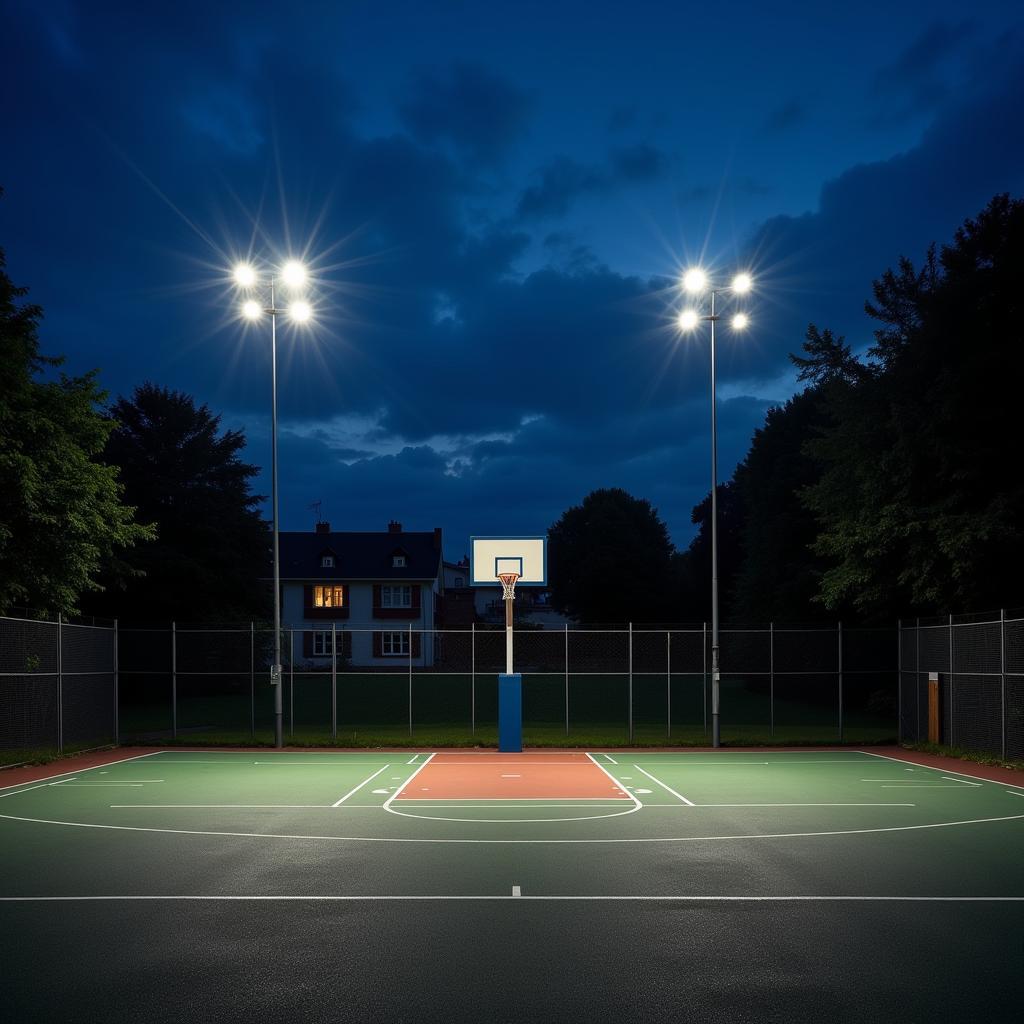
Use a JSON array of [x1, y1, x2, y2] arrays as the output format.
[[802, 194, 1024, 617], [83, 384, 270, 623], [548, 488, 675, 624], [671, 482, 745, 623], [0, 239, 153, 616]]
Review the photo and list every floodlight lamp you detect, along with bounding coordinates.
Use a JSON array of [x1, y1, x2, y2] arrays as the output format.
[[732, 312, 750, 330], [678, 309, 700, 331], [242, 300, 262, 320], [732, 273, 752, 294], [282, 260, 307, 289], [234, 263, 257, 288], [682, 268, 707, 293], [289, 301, 312, 323]]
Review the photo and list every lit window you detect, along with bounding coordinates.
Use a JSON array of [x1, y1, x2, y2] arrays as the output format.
[[381, 585, 412, 608], [392, 555, 406, 567], [382, 631, 410, 656], [321, 555, 335, 568], [314, 586, 344, 608]]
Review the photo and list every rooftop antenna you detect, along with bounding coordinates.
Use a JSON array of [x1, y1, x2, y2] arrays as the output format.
[[308, 500, 323, 526]]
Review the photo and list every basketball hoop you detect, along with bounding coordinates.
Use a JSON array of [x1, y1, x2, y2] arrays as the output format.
[[498, 572, 520, 601]]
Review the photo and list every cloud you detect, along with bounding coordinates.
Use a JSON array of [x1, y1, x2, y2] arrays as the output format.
[[181, 84, 264, 155], [869, 20, 977, 124], [763, 98, 806, 134], [398, 62, 532, 164], [516, 144, 669, 220]]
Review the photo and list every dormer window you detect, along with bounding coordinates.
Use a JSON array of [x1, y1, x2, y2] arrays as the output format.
[[392, 555, 406, 568], [321, 555, 335, 568]]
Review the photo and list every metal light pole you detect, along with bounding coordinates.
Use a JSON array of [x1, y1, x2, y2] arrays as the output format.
[[234, 260, 312, 748], [678, 270, 751, 749]]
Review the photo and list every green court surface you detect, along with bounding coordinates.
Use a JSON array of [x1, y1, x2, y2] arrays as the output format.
[[1, 749, 1022, 1023]]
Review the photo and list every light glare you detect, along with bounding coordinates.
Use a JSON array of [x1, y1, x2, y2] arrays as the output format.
[[282, 260, 307, 289], [732, 273, 752, 294], [234, 263, 256, 288], [678, 309, 699, 331], [732, 313, 750, 330], [682, 268, 707, 293], [242, 300, 262, 320], [290, 301, 312, 323]]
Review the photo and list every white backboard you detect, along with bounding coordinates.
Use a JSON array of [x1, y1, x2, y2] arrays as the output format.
[[470, 536, 547, 587]]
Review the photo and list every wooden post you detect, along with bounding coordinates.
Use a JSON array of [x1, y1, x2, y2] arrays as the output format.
[[927, 671, 940, 744]]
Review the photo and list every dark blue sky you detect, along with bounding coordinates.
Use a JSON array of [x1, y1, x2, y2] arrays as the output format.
[[4, 0, 1023, 560]]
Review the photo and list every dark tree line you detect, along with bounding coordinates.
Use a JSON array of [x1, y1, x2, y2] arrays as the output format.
[[677, 193, 1024, 624], [0, 202, 270, 622]]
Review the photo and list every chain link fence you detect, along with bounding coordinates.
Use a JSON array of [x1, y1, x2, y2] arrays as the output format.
[[899, 611, 1024, 760], [112, 620, 897, 746], [0, 614, 116, 758], [1, 612, 907, 752]]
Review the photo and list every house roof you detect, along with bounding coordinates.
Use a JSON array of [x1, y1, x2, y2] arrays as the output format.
[[275, 531, 443, 581]]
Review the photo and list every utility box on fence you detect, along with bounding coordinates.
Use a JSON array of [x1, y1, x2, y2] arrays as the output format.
[[927, 671, 940, 744]]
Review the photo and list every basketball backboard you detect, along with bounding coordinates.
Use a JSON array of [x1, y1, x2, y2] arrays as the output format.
[[469, 536, 547, 587]]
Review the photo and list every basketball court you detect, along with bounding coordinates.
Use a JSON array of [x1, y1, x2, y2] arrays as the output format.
[[1, 745, 1021, 1021]]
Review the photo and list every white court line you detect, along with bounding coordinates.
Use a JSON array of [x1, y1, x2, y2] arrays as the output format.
[[943, 777, 981, 786], [1, 894, 1021, 903], [511, 885, 521, 897], [0, 781, 73, 800], [384, 754, 435, 810], [111, 805, 334, 809], [604, 754, 618, 764], [408, 754, 419, 765], [860, 750, 1024, 790], [332, 765, 391, 807], [632, 764, 694, 806], [689, 803, 916, 808], [4, 809, 1023, 844], [1007, 791, 1024, 797], [880, 785, 978, 789], [585, 753, 642, 810], [0, 751, 161, 794]]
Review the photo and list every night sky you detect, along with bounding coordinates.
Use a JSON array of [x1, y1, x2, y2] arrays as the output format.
[[4, 1, 1023, 561]]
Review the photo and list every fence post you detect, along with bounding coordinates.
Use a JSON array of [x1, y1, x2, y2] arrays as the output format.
[[249, 622, 255, 738], [564, 624, 569, 737], [289, 629, 294, 738], [113, 618, 119, 744], [408, 623, 413, 737], [331, 622, 338, 742], [837, 620, 844, 743], [915, 617, 920, 741], [666, 630, 671, 741], [948, 613, 954, 748], [897, 619, 902, 744], [1000, 609, 1007, 761], [171, 621, 177, 740], [770, 622, 775, 739], [471, 622, 476, 737], [56, 614, 63, 753], [703, 621, 708, 735], [628, 622, 634, 744]]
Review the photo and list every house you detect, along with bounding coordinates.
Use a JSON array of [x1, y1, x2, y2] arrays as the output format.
[[278, 520, 443, 667], [440, 557, 477, 626]]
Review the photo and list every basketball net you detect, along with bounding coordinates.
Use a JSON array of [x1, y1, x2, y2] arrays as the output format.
[[498, 572, 520, 601]]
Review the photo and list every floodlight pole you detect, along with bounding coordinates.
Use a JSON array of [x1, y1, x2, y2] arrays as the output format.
[[269, 276, 284, 749], [708, 289, 721, 749]]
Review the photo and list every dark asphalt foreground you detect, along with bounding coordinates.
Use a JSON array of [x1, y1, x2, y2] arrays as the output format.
[[2, 902, 1022, 1023]]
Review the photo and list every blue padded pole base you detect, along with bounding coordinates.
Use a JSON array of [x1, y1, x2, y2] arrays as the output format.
[[498, 673, 523, 752]]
